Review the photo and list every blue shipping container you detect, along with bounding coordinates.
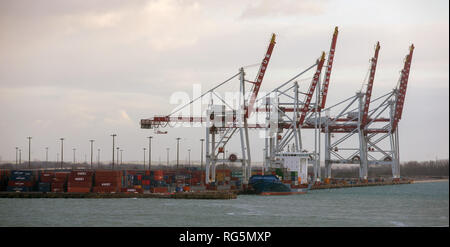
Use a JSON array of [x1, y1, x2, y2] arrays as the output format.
[[7, 186, 31, 192], [11, 174, 33, 181], [11, 170, 33, 176], [38, 182, 51, 192]]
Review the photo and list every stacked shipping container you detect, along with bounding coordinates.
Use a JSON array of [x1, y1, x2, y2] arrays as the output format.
[[7, 170, 34, 192], [93, 170, 122, 193], [67, 170, 93, 193], [150, 170, 168, 193], [39, 171, 55, 192], [123, 170, 145, 192], [52, 172, 69, 192]]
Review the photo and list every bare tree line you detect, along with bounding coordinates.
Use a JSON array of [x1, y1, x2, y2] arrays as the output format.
[[1, 159, 448, 179], [329, 159, 449, 178]]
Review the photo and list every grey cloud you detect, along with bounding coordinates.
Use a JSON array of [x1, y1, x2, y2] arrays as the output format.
[[240, 0, 328, 19], [0, 0, 448, 163]]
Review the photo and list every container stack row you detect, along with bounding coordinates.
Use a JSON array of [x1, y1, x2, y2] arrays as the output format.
[[123, 170, 146, 192], [93, 170, 123, 193], [38, 171, 54, 192], [0, 168, 249, 193], [67, 170, 93, 193], [7, 170, 34, 192], [150, 170, 168, 193], [52, 172, 69, 192]]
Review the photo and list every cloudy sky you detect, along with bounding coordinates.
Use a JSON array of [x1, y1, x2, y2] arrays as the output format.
[[0, 0, 448, 165]]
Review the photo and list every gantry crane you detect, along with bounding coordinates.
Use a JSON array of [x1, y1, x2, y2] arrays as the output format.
[[140, 27, 414, 185], [322, 43, 414, 180]]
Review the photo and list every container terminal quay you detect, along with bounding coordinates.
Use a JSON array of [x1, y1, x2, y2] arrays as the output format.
[[1, 27, 417, 199]]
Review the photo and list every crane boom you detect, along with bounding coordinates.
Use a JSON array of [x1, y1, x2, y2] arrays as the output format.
[[245, 33, 276, 118], [297, 52, 326, 126], [320, 26, 339, 110], [361, 42, 381, 127], [392, 44, 414, 133]]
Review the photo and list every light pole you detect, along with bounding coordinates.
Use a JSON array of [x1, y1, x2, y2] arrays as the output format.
[[15, 147, 18, 168], [27, 137, 32, 168], [45, 147, 48, 167], [166, 148, 170, 166], [147, 136, 153, 171], [97, 148, 101, 168], [143, 148, 146, 169], [176, 137, 181, 169], [73, 148, 76, 169], [188, 148, 191, 167], [188, 148, 192, 186], [116, 147, 120, 168], [89, 140, 94, 169], [200, 138, 204, 184], [60, 138, 64, 169], [19, 149, 22, 166], [120, 149, 123, 166], [111, 134, 116, 170]]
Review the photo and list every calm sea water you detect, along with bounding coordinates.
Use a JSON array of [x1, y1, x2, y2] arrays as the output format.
[[0, 181, 448, 227]]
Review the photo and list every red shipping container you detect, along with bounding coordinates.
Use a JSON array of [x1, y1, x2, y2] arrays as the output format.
[[40, 172, 55, 183], [95, 175, 121, 180], [40, 177, 53, 183], [51, 187, 64, 192], [95, 170, 121, 175], [97, 174, 122, 179], [52, 177, 67, 183], [8, 181, 34, 187], [67, 181, 92, 188], [154, 170, 163, 176], [120, 188, 143, 193], [55, 172, 69, 178], [95, 182, 120, 187], [69, 176, 92, 182], [95, 178, 121, 184], [67, 187, 91, 193], [150, 187, 168, 193], [93, 187, 118, 193], [126, 170, 136, 175], [51, 182, 65, 188], [71, 171, 94, 176]]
